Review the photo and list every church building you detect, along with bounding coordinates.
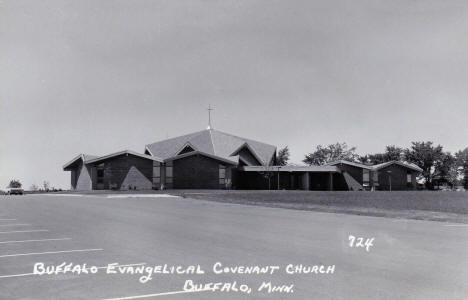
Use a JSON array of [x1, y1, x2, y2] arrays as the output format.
[[63, 129, 422, 191]]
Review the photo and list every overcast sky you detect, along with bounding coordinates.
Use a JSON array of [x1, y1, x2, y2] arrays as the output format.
[[1, 0, 467, 189]]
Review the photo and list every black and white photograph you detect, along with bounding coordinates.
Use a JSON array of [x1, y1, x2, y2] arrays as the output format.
[[1, 0, 467, 299]]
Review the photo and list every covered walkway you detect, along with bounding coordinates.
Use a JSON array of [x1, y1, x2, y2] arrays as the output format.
[[238, 166, 350, 191]]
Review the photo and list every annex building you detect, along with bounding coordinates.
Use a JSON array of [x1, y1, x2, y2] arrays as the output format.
[[63, 128, 422, 191]]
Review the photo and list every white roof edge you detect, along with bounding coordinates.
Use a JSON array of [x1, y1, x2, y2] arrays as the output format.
[[209, 129, 216, 156], [62, 154, 85, 170], [372, 161, 423, 172], [269, 150, 277, 166], [144, 146, 154, 156], [327, 160, 373, 169], [85, 150, 163, 164], [174, 141, 198, 156], [213, 128, 277, 148], [229, 142, 265, 166], [165, 150, 238, 165], [238, 156, 253, 166]]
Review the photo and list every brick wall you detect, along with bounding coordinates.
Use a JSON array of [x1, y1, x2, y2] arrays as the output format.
[[376, 164, 415, 190], [236, 171, 271, 189], [337, 164, 364, 184], [101, 155, 153, 190], [173, 154, 224, 189]]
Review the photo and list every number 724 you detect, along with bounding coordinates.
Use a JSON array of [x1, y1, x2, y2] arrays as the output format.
[[349, 235, 374, 252]]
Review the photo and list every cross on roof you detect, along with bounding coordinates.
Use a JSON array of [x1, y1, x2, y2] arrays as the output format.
[[207, 104, 214, 130]]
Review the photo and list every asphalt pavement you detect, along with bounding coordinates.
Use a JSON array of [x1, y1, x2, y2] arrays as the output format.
[[0, 193, 466, 300]]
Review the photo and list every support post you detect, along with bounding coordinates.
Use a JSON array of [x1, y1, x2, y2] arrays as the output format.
[[303, 172, 310, 190], [329, 172, 333, 191], [277, 167, 280, 190]]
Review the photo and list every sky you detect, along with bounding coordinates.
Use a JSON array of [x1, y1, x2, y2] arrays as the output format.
[[1, 0, 468, 189]]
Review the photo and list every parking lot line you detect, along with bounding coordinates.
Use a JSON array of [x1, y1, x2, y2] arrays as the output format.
[[106, 194, 180, 198], [102, 289, 207, 300], [0, 248, 103, 258], [0, 230, 48, 234], [0, 224, 30, 227], [0, 263, 146, 279], [0, 238, 72, 244]]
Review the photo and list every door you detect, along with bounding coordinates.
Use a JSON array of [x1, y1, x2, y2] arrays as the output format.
[[96, 167, 104, 190]]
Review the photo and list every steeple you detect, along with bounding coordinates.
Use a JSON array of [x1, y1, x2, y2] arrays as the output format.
[[207, 104, 214, 130]]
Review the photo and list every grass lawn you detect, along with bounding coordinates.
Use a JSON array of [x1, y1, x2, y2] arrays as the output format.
[[175, 190, 468, 223]]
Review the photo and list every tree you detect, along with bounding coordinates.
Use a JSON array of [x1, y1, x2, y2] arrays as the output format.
[[8, 179, 22, 188], [455, 148, 468, 189], [465, 166, 468, 190], [29, 184, 39, 191], [360, 153, 385, 164], [43, 181, 50, 191], [303, 142, 358, 165], [360, 145, 404, 164], [260, 163, 275, 190], [435, 152, 458, 188], [276, 146, 290, 166], [404, 141, 444, 190], [384, 145, 404, 161]]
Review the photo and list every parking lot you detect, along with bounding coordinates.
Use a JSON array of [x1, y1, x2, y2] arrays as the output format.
[[0, 193, 467, 299]]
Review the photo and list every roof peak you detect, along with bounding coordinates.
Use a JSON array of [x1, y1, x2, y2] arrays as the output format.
[[145, 128, 277, 165]]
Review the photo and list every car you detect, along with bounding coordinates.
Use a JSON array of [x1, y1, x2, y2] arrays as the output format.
[[6, 187, 24, 195]]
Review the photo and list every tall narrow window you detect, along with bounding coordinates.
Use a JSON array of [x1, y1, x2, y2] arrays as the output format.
[[372, 171, 379, 185], [97, 168, 104, 184], [152, 162, 161, 188], [363, 169, 370, 185], [219, 165, 226, 185], [407, 172, 412, 183], [166, 166, 173, 177], [165, 161, 173, 187]]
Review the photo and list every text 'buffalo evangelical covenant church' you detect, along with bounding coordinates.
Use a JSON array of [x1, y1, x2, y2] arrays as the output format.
[[63, 128, 422, 191]]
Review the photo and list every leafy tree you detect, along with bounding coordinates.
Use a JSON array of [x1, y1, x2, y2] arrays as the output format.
[[360, 145, 404, 164], [384, 145, 404, 161], [8, 179, 22, 188], [455, 148, 468, 189], [276, 146, 290, 166], [360, 153, 385, 164], [404, 141, 444, 189], [435, 152, 458, 188], [465, 167, 468, 190], [303, 142, 358, 165], [43, 181, 50, 191], [30, 184, 39, 191], [260, 163, 275, 190]]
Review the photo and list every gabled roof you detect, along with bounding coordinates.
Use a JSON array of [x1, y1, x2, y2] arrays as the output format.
[[371, 161, 423, 172], [175, 142, 197, 156], [145, 129, 276, 165], [63, 154, 99, 170], [230, 142, 263, 166], [327, 160, 423, 172], [165, 150, 238, 165], [326, 160, 373, 170], [85, 150, 163, 164]]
